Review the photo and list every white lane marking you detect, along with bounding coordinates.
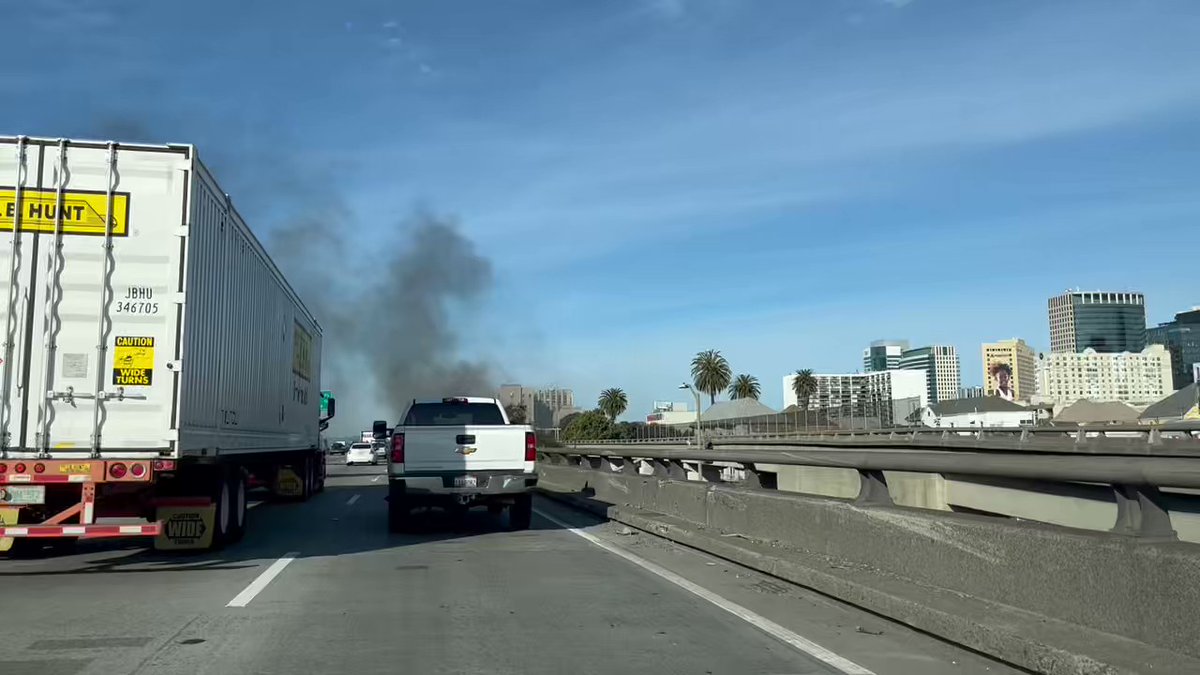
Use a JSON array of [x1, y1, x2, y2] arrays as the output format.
[[346, 494, 360, 506], [226, 552, 300, 608], [248, 501, 265, 510], [371, 475, 382, 483], [534, 508, 875, 675]]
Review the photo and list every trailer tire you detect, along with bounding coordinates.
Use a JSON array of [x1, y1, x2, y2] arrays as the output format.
[[303, 456, 316, 500], [227, 472, 247, 544], [211, 472, 233, 548], [314, 453, 326, 494]]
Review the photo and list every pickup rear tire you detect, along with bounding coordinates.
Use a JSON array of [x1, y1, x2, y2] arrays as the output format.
[[509, 494, 533, 531], [388, 486, 410, 533]]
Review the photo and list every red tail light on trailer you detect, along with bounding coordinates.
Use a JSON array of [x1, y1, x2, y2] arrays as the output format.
[[109, 463, 127, 479], [391, 433, 406, 463], [525, 431, 537, 462]]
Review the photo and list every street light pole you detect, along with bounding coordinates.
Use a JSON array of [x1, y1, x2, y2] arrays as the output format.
[[680, 383, 703, 449]]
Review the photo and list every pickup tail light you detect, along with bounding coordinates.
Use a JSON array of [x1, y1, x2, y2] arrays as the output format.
[[525, 431, 537, 462], [391, 433, 406, 463]]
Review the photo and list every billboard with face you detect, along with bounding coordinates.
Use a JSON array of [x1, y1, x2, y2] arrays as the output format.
[[989, 362, 1015, 401]]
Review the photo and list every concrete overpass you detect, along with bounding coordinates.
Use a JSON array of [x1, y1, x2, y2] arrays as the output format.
[[1, 427, 1197, 675]]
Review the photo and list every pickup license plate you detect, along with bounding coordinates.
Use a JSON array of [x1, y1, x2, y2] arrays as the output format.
[[453, 476, 478, 488], [0, 485, 46, 505]]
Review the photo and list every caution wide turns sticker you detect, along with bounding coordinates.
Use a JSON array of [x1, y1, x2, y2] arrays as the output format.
[[113, 336, 154, 386], [0, 187, 130, 236]]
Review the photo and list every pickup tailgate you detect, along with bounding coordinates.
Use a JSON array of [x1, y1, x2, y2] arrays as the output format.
[[402, 426, 529, 473]]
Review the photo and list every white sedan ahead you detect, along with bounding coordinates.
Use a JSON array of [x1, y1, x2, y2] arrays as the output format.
[[345, 442, 377, 466]]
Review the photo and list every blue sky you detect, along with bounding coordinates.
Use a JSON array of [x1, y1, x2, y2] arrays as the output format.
[[8, 0, 1200, 419]]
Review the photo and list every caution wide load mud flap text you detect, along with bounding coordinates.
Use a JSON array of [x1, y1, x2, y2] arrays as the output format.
[[154, 499, 215, 551]]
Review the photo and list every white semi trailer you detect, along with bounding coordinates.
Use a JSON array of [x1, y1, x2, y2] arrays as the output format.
[[0, 136, 334, 553]]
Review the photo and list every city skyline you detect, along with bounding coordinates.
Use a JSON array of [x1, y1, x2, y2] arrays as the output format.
[[16, 2, 1196, 424]]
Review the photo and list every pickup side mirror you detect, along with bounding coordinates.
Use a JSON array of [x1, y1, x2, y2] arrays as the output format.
[[372, 419, 388, 439]]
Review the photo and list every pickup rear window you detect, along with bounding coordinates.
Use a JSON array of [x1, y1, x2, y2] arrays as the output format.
[[403, 402, 506, 426]]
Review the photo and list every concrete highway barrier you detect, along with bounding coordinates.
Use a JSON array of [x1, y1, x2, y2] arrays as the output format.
[[537, 448, 1200, 675]]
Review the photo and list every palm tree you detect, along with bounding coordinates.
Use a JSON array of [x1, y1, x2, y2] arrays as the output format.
[[728, 374, 761, 400], [598, 387, 629, 421], [691, 349, 732, 405], [791, 369, 817, 410]]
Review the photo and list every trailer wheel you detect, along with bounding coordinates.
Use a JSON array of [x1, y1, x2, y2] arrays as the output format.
[[227, 472, 247, 543], [211, 473, 233, 547], [302, 456, 316, 500], [314, 453, 326, 494]]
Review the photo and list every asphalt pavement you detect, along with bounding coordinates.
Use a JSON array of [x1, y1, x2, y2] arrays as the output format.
[[0, 461, 1021, 675]]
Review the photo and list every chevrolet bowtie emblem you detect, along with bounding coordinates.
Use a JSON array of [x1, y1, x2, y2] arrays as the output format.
[[456, 447, 477, 455]]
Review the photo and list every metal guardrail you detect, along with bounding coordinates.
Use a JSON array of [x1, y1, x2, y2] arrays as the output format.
[[539, 439, 1200, 540], [568, 423, 1200, 457]]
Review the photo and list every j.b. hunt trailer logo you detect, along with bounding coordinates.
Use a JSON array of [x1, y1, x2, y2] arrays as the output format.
[[0, 187, 130, 236], [112, 336, 154, 386]]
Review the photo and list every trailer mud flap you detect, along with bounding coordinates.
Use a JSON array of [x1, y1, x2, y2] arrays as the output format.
[[0, 508, 17, 552], [274, 467, 304, 498], [154, 502, 215, 550]]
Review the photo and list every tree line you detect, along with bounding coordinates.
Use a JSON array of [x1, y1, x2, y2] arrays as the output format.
[[560, 349, 820, 441]]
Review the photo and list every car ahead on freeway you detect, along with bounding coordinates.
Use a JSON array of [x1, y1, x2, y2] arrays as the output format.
[[345, 442, 378, 466], [387, 396, 537, 532], [329, 441, 348, 455], [373, 442, 388, 460]]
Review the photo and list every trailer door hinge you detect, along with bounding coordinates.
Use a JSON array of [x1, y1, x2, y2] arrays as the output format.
[[166, 360, 182, 373]]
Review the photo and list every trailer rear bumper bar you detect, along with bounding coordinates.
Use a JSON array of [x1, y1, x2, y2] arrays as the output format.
[[0, 523, 160, 538]]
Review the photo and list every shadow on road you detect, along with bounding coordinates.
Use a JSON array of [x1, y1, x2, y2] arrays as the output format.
[[0, 474, 572, 576]]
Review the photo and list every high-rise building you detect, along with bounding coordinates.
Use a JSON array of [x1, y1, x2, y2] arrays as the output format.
[[1036, 345, 1173, 405], [982, 339, 1037, 402], [783, 369, 927, 426], [899, 345, 961, 405], [1146, 307, 1200, 389], [1048, 290, 1146, 353], [862, 339, 909, 372]]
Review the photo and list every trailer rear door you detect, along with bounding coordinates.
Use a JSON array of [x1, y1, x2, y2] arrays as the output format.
[[0, 138, 190, 459]]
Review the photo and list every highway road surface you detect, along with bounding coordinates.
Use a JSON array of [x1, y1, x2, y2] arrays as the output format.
[[0, 462, 1021, 675]]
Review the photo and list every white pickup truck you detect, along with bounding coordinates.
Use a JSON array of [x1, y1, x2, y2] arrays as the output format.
[[386, 397, 537, 531]]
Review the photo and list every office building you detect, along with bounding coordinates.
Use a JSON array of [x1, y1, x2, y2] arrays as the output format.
[[1048, 290, 1146, 353], [499, 384, 577, 427], [783, 369, 927, 426], [899, 345, 961, 405], [862, 339, 909, 372], [982, 339, 1037, 402], [1036, 345, 1173, 406], [534, 387, 577, 427], [958, 386, 984, 399], [1146, 307, 1200, 389]]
